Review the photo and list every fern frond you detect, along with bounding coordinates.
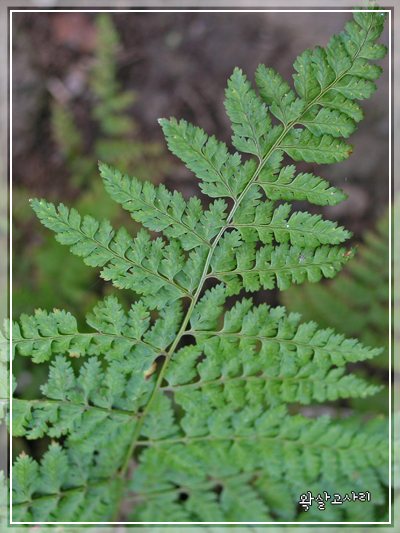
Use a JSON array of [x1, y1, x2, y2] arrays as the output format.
[[30, 199, 191, 309], [210, 242, 356, 294], [159, 118, 250, 198], [12, 443, 121, 521], [129, 411, 387, 521], [317, 92, 364, 122], [299, 106, 357, 138], [255, 66, 306, 126], [256, 161, 348, 206], [16, 6, 388, 524], [189, 294, 382, 368], [280, 205, 389, 365], [232, 200, 351, 246], [12, 355, 147, 442], [279, 128, 352, 164], [163, 347, 381, 409], [11, 295, 180, 367], [99, 161, 227, 250], [223, 67, 271, 159]]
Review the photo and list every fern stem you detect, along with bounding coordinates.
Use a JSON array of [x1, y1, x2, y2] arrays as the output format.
[[118, 210, 242, 484], [160, 373, 327, 391], [13, 397, 140, 418], [12, 475, 118, 510], [132, 433, 347, 449], [112, 298, 198, 519], [115, 213, 241, 518], [119, 302, 198, 470], [205, 258, 343, 279], [12, 331, 160, 355]]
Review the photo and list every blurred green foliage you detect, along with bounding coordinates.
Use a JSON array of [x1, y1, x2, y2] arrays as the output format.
[[12, 13, 169, 402], [52, 13, 167, 191], [13, 13, 169, 320]]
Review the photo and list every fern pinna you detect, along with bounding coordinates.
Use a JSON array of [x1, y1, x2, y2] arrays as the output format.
[[9, 7, 388, 524]]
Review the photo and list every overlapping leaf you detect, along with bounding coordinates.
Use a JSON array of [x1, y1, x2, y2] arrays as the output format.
[[256, 160, 348, 206], [12, 354, 151, 444], [255, 66, 305, 126], [163, 341, 381, 411], [252, 10, 386, 169], [224, 67, 271, 159], [280, 129, 353, 164], [280, 205, 390, 361], [231, 199, 351, 247]]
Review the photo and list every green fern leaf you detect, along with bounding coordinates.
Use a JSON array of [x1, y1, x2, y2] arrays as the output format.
[[309, 45, 336, 90], [257, 162, 347, 206], [163, 340, 381, 408], [13, 6, 388, 524], [280, 129, 353, 164], [159, 117, 248, 198], [12, 295, 179, 370], [41, 353, 76, 400], [232, 200, 351, 246], [12, 453, 39, 503], [13, 400, 34, 436], [12, 444, 122, 521], [300, 106, 357, 138], [293, 48, 320, 103], [255, 66, 305, 126], [99, 161, 228, 249], [13, 354, 145, 442], [318, 92, 364, 122], [224, 67, 271, 159], [326, 35, 352, 77], [280, 204, 390, 370], [37, 443, 69, 494], [211, 242, 355, 294], [129, 410, 387, 521], [189, 297, 382, 368], [30, 199, 190, 309]]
